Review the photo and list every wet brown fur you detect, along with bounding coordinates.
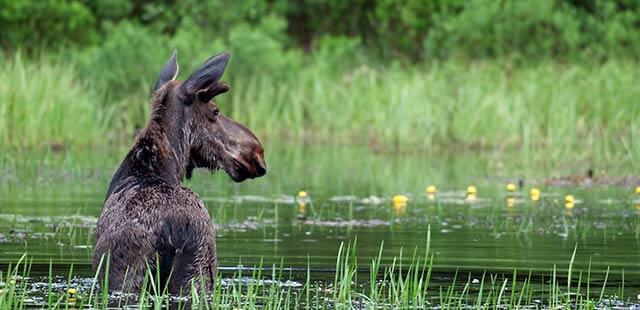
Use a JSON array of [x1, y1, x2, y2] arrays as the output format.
[[94, 52, 266, 294]]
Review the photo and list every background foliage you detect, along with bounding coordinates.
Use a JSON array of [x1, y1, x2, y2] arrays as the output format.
[[4, 0, 640, 61], [1, 0, 639, 163]]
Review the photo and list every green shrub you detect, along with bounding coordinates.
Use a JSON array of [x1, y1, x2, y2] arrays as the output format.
[[225, 15, 302, 79], [4, 0, 640, 62], [0, 0, 97, 51], [75, 21, 169, 96], [424, 0, 582, 60]]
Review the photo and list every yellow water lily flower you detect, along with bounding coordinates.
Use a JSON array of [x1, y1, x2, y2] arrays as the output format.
[[565, 195, 575, 204], [425, 185, 437, 195], [530, 188, 541, 201], [392, 195, 408, 204], [565, 194, 575, 209], [467, 186, 477, 195]]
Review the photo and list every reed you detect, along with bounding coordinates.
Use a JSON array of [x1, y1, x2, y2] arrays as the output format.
[[2, 54, 639, 166], [0, 54, 112, 150]]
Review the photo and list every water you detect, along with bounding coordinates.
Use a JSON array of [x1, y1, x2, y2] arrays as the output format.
[[1, 144, 639, 306]]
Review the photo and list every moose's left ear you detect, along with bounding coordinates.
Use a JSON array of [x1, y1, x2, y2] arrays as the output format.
[[153, 50, 179, 93], [197, 81, 230, 102], [182, 52, 230, 102]]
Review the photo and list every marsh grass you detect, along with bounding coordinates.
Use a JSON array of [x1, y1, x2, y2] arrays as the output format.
[[2, 54, 639, 167], [227, 60, 640, 163], [0, 230, 632, 309], [0, 54, 113, 150]]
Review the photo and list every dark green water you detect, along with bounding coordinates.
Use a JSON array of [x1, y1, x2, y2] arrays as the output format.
[[1, 144, 639, 304]]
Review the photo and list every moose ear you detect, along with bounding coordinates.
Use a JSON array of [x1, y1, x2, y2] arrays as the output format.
[[153, 50, 179, 93], [197, 81, 230, 102], [182, 52, 230, 102]]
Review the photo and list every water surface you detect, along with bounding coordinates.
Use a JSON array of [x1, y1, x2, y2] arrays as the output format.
[[1, 144, 639, 305]]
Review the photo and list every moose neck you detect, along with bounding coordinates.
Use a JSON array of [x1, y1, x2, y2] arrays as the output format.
[[106, 88, 191, 197], [142, 93, 190, 185], [118, 84, 192, 189]]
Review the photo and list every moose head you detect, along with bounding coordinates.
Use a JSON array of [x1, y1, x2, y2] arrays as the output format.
[[151, 50, 266, 182]]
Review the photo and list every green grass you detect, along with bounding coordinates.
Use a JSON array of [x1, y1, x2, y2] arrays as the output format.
[[228, 59, 640, 163], [0, 54, 113, 150], [0, 233, 633, 309], [2, 53, 639, 165]]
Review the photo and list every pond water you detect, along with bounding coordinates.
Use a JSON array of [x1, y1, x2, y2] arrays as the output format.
[[1, 144, 639, 307]]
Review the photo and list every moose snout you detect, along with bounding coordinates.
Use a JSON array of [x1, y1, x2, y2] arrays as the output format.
[[253, 155, 267, 177]]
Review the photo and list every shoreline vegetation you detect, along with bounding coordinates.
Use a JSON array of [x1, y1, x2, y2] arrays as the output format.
[[2, 0, 640, 167], [1, 56, 638, 163]]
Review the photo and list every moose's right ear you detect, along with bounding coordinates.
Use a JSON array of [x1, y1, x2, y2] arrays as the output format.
[[153, 50, 179, 93]]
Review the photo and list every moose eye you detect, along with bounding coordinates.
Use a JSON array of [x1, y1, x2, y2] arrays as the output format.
[[207, 107, 219, 122]]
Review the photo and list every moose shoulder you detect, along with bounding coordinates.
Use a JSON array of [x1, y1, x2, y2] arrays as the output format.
[[94, 51, 266, 294]]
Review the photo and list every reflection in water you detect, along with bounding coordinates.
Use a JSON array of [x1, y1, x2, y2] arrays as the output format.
[[297, 201, 306, 217], [392, 203, 406, 216], [565, 208, 574, 218], [1, 144, 640, 301], [505, 196, 516, 208]]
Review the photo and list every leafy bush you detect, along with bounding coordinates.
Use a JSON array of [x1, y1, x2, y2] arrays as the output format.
[[424, 0, 582, 60], [4, 0, 640, 62], [225, 15, 302, 79], [0, 0, 96, 50], [422, 0, 640, 61], [312, 35, 366, 71], [75, 21, 169, 96]]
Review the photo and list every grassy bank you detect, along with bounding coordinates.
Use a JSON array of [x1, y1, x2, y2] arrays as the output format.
[[2, 55, 639, 163]]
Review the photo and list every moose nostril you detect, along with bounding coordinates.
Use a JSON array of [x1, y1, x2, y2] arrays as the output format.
[[253, 157, 267, 177]]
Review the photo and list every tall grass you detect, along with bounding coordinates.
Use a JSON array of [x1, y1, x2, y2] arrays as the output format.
[[0, 239, 630, 309], [0, 54, 112, 150], [2, 53, 639, 163], [228, 59, 640, 162]]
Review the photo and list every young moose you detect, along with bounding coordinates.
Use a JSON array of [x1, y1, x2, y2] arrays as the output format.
[[94, 51, 266, 294]]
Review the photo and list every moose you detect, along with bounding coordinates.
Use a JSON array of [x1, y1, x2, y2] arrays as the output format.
[[94, 50, 267, 294]]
